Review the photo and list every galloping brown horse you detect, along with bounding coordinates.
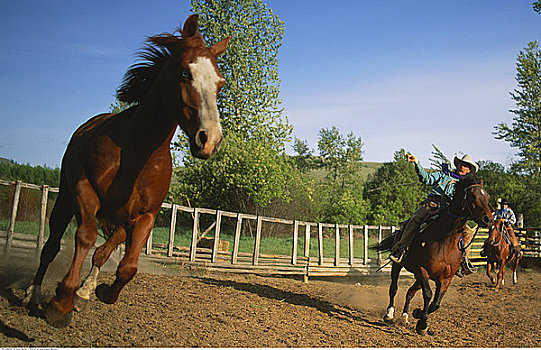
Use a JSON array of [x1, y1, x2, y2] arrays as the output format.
[[374, 176, 493, 335], [24, 15, 229, 328], [484, 219, 521, 289]]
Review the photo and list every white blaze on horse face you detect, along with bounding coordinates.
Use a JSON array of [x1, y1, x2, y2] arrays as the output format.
[[189, 56, 223, 149]]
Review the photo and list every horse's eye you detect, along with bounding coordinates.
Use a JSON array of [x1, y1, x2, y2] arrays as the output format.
[[180, 70, 192, 80]]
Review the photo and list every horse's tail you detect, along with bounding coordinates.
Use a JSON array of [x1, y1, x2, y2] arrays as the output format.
[[371, 232, 397, 252]]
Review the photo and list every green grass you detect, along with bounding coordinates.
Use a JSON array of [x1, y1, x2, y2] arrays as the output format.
[[2, 219, 382, 260]]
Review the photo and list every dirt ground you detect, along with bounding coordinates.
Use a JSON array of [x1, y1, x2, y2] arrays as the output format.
[[1, 242, 540, 348]]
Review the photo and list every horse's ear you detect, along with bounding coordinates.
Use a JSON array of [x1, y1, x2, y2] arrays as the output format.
[[480, 177, 484, 186], [211, 37, 230, 57], [182, 14, 199, 37]]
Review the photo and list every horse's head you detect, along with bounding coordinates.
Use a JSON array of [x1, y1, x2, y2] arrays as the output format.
[[454, 176, 493, 228], [488, 218, 504, 245], [117, 14, 229, 159], [171, 15, 229, 159]]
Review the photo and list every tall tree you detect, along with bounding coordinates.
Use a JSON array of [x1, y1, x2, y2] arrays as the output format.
[[169, 1, 299, 216], [364, 149, 425, 225], [190, 0, 292, 149], [314, 126, 368, 224], [494, 41, 541, 175]]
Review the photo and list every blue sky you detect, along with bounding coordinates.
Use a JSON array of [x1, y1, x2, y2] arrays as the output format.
[[1, 1, 539, 168]]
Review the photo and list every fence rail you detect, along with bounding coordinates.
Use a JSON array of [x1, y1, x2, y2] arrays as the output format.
[[2, 179, 540, 278]]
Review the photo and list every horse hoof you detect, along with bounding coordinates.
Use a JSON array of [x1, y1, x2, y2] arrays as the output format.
[[95, 284, 117, 304], [513, 273, 518, 285], [383, 315, 394, 324], [416, 320, 428, 335], [73, 294, 89, 312], [44, 303, 72, 329], [400, 313, 409, 325]]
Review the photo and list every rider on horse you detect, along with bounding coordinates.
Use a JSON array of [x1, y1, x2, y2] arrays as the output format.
[[485, 198, 522, 258], [388, 153, 479, 273]]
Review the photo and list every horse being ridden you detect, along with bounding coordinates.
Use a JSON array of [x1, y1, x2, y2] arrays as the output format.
[[25, 15, 229, 328], [483, 218, 522, 289], [374, 176, 493, 335]]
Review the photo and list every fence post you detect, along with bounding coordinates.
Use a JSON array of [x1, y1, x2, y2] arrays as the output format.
[[253, 216, 263, 265], [318, 223, 324, 265], [146, 230, 153, 255], [167, 204, 178, 257], [292, 220, 299, 265], [349, 225, 354, 266], [363, 225, 369, 265], [189, 208, 200, 262], [4, 180, 22, 257], [232, 213, 243, 264], [304, 224, 311, 258], [211, 210, 222, 263], [334, 224, 340, 266], [377, 225, 383, 265], [37, 185, 49, 254]]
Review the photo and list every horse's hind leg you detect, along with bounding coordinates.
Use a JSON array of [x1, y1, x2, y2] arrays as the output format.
[[95, 213, 155, 304], [512, 255, 520, 284], [25, 190, 73, 306], [383, 262, 402, 323], [74, 225, 126, 311], [486, 261, 495, 285], [44, 180, 100, 328]]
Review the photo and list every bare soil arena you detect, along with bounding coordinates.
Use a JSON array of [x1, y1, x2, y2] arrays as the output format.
[[1, 241, 540, 348]]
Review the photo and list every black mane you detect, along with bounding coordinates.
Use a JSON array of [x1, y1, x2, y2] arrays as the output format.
[[116, 33, 183, 104]]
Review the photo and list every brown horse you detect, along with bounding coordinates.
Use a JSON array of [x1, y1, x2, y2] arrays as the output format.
[[24, 15, 229, 328], [483, 219, 521, 289], [374, 176, 493, 335]]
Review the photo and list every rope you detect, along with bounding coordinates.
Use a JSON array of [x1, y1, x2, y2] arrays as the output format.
[[459, 225, 480, 252]]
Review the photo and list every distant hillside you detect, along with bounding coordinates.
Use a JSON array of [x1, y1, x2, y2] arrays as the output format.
[[0, 157, 15, 165], [308, 161, 382, 182]]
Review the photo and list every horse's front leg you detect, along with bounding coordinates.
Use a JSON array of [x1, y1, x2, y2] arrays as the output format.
[[412, 269, 432, 335], [95, 213, 155, 304], [383, 262, 402, 323], [428, 278, 451, 315], [401, 280, 421, 324], [496, 258, 506, 290], [74, 225, 127, 311]]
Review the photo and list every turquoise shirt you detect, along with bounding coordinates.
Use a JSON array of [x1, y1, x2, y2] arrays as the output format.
[[415, 162, 457, 200]]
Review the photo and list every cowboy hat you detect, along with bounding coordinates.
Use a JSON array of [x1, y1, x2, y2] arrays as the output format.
[[454, 154, 479, 173]]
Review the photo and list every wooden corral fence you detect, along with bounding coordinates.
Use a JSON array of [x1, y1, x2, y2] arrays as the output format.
[[2, 179, 541, 279]]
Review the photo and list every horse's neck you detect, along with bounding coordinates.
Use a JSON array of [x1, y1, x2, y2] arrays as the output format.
[[127, 81, 178, 154]]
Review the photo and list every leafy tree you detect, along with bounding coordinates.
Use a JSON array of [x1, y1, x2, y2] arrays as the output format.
[[364, 149, 425, 225], [494, 41, 541, 175], [313, 126, 368, 224], [428, 144, 451, 170], [190, 0, 292, 150], [292, 137, 315, 174], [533, 1, 541, 14], [169, 131, 303, 217], [168, 0, 299, 219], [109, 100, 132, 114]]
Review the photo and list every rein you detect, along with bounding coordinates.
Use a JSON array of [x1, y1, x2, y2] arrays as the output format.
[[459, 225, 480, 252]]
